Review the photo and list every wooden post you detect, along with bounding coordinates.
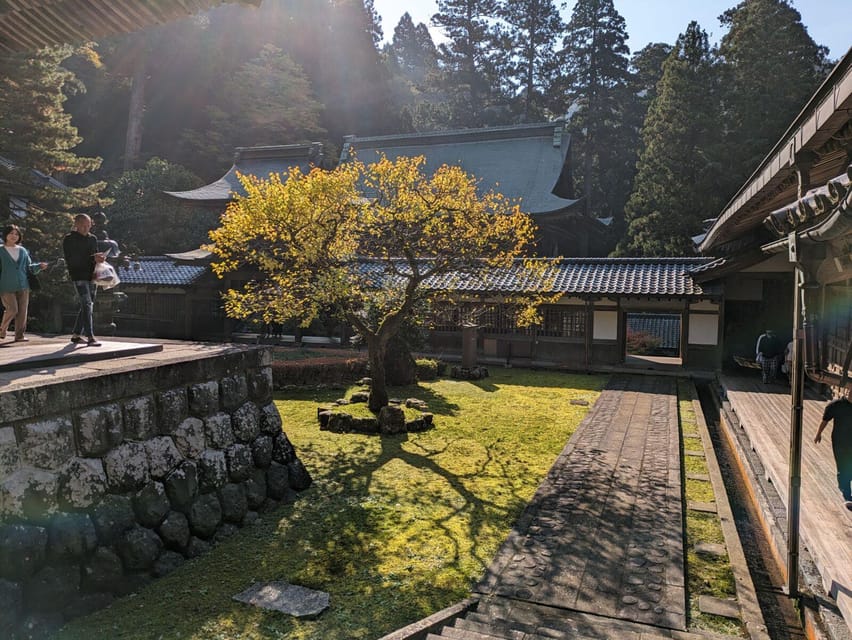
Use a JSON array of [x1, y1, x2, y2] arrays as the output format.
[[585, 300, 593, 370], [786, 230, 807, 599], [680, 302, 690, 367], [787, 265, 804, 597], [461, 325, 477, 369]]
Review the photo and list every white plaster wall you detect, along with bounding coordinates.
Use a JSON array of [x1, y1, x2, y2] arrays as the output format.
[[593, 310, 618, 340], [689, 314, 719, 345]]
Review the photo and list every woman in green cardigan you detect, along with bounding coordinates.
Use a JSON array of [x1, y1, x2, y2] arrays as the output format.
[[0, 224, 47, 341]]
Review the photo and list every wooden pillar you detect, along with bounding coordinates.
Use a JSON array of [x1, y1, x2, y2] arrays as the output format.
[[680, 301, 690, 366], [585, 300, 593, 370], [183, 292, 193, 339], [461, 325, 477, 369]]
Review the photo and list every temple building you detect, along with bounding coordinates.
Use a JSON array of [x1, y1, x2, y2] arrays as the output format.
[[341, 122, 610, 257], [166, 142, 326, 208]]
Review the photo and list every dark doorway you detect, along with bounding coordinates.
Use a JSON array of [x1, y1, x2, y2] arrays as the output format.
[[723, 274, 793, 371]]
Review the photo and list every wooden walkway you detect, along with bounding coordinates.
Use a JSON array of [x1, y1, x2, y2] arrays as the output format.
[[477, 374, 686, 631], [719, 374, 852, 633]]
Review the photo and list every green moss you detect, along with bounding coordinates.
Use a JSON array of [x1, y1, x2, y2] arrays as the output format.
[[686, 478, 715, 503], [677, 379, 746, 638], [56, 369, 605, 640], [684, 455, 709, 475]]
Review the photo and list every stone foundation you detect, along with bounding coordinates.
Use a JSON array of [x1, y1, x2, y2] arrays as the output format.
[[0, 345, 311, 638]]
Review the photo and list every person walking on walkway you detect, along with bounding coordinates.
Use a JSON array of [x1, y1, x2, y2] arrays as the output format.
[[63, 214, 105, 347], [0, 224, 47, 342], [755, 328, 783, 383], [815, 387, 852, 511]]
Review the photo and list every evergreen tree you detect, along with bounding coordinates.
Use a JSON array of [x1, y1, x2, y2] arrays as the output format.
[[629, 42, 673, 107], [559, 0, 634, 229], [495, 0, 565, 121], [388, 12, 439, 87], [307, 0, 401, 138], [0, 46, 104, 219], [362, 0, 384, 47], [432, 0, 506, 127], [181, 44, 325, 174], [718, 0, 831, 188], [104, 158, 215, 255], [620, 43, 673, 206], [384, 13, 446, 131], [617, 23, 723, 257], [66, 0, 401, 177]]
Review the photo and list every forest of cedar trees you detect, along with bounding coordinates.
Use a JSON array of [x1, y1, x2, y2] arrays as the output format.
[[0, 0, 836, 260]]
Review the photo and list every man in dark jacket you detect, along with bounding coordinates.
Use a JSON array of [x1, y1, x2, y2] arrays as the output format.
[[63, 214, 105, 346], [755, 328, 783, 383]]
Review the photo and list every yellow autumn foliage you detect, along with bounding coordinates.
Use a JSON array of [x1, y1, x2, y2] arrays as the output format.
[[207, 154, 549, 333]]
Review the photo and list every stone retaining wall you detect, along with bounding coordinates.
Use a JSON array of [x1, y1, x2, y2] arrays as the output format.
[[0, 346, 311, 638]]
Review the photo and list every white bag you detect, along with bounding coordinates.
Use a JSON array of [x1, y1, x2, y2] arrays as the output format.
[[93, 261, 120, 290]]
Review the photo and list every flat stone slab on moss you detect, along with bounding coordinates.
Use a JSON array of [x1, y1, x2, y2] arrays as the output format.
[[687, 501, 717, 514], [686, 473, 711, 482], [695, 542, 727, 558], [233, 581, 329, 618], [698, 595, 740, 620]]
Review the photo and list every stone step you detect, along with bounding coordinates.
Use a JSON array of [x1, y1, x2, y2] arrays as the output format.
[[453, 617, 528, 639], [469, 603, 642, 638], [470, 598, 729, 640], [426, 625, 512, 640], [454, 616, 597, 640]]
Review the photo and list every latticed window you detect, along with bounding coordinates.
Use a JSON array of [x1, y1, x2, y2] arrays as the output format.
[[431, 306, 463, 332], [478, 304, 534, 336], [431, 302, 533, 335], [539, 306, 586, 338]]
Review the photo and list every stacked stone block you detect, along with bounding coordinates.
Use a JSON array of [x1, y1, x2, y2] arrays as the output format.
[[0, 347, 311, 638]]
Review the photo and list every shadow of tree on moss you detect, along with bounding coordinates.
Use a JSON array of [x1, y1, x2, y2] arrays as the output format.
[[57, 369, 605, 640]]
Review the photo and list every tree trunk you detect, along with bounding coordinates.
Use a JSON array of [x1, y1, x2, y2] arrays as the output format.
[[367, 338, 389, 413], [383, 334, 417, 386], [124, 48, 147, 172]]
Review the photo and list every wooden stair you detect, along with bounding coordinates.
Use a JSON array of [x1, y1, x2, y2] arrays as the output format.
[[423, 597, 736, 640]]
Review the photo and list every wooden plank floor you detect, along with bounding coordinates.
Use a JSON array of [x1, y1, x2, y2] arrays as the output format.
[[719, 373, 852, 633], [477, 375, 686, 630]]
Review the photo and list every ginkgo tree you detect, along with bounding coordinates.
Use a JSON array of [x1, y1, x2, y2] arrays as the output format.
[[208, 154, 553, 412]]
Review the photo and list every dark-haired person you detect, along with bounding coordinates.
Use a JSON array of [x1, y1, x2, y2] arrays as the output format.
[[0, 224, 47, 342], [62, 214, 105, 347], [755, 328, 783, 384], [815, 387, 852, 511]]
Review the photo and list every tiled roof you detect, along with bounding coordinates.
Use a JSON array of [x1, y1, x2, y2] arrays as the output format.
[[0, 154, 68, 191], [116, 256, 718, 297], [116, 257, 208, 287], [361, 258, 720, 297], [165, 143, 324, 203], [763, 166, 851, 236], [342, 122, 580, 215], [627, 314, 681, 349]]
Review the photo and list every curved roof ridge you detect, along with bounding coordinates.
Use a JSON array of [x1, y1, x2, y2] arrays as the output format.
[[344, 121, 565, 147]]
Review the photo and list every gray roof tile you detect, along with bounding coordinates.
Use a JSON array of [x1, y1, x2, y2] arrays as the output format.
[[627, 314, 681, 349], [117, 257, 207, 286], [165, 143, 323, 203], [343, 122, 579, 215], [116, 256, 718, 297], [362, 257, 720, 297]]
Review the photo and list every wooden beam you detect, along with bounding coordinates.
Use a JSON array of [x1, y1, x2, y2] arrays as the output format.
[[0, 0, 253, 52]]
